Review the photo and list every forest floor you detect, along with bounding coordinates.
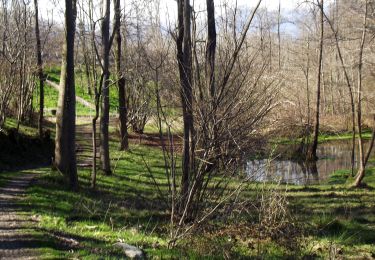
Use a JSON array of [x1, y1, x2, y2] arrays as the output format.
[[0, 119, 375, 259], [1, 115, 375, 258]]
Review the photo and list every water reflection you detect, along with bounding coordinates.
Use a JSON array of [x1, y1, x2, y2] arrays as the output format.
[[247, 140, 374, 185]]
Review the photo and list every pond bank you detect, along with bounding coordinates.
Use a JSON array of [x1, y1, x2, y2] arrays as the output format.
[[247, 134, 375, 185]]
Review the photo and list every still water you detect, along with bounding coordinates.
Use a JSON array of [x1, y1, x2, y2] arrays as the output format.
[[246, 140, 374, 185]]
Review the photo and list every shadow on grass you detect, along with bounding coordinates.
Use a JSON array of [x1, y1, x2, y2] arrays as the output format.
[[314, 217, 375, 245]]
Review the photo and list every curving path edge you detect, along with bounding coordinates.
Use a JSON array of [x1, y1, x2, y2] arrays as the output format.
[[0, 173, 39, 260]]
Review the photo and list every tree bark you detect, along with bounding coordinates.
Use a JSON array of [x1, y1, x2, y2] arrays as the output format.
[[177, 0, 194, 206], [206, 0, 216, 101], [115, 0, 128, 151], [354, 0, 368, 187], [206, 0, 217, 151], [55, 0, 78, 190], [100, 0, 112, 175], [308, 0, 324, 161]]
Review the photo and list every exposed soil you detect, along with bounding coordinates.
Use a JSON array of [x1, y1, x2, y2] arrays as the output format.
[[128, 132, 183, 152], [0, 173, 81, 259], [0, 173, 40, 259]]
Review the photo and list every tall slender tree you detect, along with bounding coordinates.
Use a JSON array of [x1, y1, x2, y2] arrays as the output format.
[[100, 0, 112, 175], [354, 0, 369, 187], [323, 7, 356, 176], [55, 0, 78, 190], [206, 0, 216, 148], [206, 0, 216, 100], [34, 0, 44, 138], [177, 0, 194, 206], [308, 0, 324, 161], [115, 0, 128, 151]]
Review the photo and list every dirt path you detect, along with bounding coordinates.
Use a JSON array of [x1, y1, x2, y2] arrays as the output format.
[[76, 122, 100, 169], [0, 173, 39, 259]]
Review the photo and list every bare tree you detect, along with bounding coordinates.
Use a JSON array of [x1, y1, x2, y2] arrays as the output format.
[[308, 0, 324, 161], [168, 0, 279, 245], [34, 0, 45, 138], [54, 0, 78, 189], [206, 0, 217, 153], [100, 0, 112, 175], [354, 0, 369, 187], [323, 7, 356, 176], [176, 0, 195, 207], [115, 0, 128, 151]]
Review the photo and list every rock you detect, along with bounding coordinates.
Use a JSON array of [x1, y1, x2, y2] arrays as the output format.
[[114, 242, 145, 259]]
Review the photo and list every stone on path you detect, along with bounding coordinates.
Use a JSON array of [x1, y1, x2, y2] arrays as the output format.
[[114, 242, 145, 259]]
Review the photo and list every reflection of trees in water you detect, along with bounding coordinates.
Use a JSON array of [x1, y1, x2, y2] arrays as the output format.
[[298, 160, 318, 184], [249, 140, 375, 184], [247, 140, 375, 185]]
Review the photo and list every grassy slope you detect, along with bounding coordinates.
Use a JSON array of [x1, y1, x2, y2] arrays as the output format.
[[34, 78, 94, 117], [43, 66, 118, 115], [2, 114, 375, 258], [4, 67, 375, 258], [12, 132, 374, 259], [23, 143, 227, 258]]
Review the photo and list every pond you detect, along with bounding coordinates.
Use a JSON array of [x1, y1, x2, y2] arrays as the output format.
[[246, 140, 375, 185]]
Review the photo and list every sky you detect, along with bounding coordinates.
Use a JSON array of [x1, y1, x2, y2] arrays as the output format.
[[159, 0, 300, 24], [37, 0, 302, 23], [37, 0, 335, 36]]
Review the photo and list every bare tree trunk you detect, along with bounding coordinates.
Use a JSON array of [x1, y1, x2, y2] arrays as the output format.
[[354, 0, 368, 187], [177, 0, 194, 207], [91, 118, 98, 188], [34, 0, 44, 138], [323, 6, 356, 176], [55, 0, 78, 190], [100, 0, 112, 175], [277, 0, 281, 70], [364, 115, 375, 166], [206, 0, 216, 103], [302, 37, 311, 154], [91, 74, 103, 189], [206, 0, 217, 152], [308, 0, 324, 161], [115, 0, 128, 151], [86, 0, 100, 189]]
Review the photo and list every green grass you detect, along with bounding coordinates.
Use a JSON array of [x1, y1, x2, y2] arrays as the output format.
[[8, 119, 195, 258], [44, 66, 119, 114], [33, 79, 94, 116], [20, 143, 375, 258], [274, 130, 373, 145], [2, 117, 375, 258], [318, 131, 373, 142], [3, 117, 39, 136], [20, 143, 237, 258], [283, 168, 375, 258]]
